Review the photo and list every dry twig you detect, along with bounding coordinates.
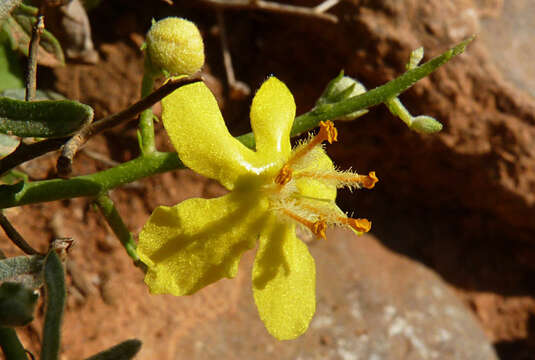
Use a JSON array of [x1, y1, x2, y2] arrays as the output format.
[[202, 0, 339, 23], [56, 75, 202, 176], [0, 211, 40, 255], [25, 4, 45, 101], [216, 10, 251, 99]]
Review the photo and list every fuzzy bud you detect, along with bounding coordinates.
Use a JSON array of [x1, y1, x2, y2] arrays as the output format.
[[316, 72, 368, 121], [410, 115, 443, 134], [145, 17, 205, 77]]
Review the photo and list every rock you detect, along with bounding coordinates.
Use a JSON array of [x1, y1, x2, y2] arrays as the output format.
[[327, 0, 535, 239], [168, 229, 497, 360]]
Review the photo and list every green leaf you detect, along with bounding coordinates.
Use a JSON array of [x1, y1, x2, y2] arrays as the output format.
[[3, 7, 64, 67], [0, 97, 93, 138], [0, 255, 44, 289], [41, 250, 66, 360], [85, 339, 142, 360], [0, 28, 24, 91], [0, 282, 38, 326]]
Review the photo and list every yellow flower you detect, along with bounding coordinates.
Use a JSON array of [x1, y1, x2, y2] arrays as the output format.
[[137, 77, 377, 340]]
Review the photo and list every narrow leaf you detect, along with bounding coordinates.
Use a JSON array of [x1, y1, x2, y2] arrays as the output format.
[[85, 339, 142, 360], [40, 251, 66, 360], [0, 97, 93, 138]]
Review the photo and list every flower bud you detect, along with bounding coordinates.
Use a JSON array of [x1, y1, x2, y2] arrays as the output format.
[[145, 17, 205, 77], [316, 72, 368, 121], [410, 115, 443, 134]]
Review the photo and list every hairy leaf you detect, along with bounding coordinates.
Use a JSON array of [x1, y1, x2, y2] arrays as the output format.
[[0, 97, 93, 138], [0, 255, 44, 289], [41, 251, 66, 360]]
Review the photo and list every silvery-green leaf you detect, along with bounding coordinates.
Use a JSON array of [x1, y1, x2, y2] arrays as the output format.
[[0, 97, 93, 138], [0, 255, 44, 289]]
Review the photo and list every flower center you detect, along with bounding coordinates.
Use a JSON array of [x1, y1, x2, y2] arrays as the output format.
[[268, 121, 378, 239]]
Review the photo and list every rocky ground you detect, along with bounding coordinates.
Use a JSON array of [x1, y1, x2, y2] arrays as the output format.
[[1, 0, 534, 359]]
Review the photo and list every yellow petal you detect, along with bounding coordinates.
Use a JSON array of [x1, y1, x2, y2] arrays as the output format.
[[162, 82, 263, 190], [250, 77, 295, 162], [138, 192, 269, 296], [252, 217, 316, 340]]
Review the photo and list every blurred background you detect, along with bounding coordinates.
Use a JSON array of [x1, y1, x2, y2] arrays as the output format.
[[1, 0, 534, 358]]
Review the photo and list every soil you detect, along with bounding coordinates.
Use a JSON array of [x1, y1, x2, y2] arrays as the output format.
[[1, 0, 535, 359]]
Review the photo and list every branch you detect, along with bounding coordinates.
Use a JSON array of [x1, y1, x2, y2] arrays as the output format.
[[202, 0, 339, 23], [25, 5, 45, 101], [0, 210, 40, 255], [57, 75, 202, 176], [0, 75, 202, 176]]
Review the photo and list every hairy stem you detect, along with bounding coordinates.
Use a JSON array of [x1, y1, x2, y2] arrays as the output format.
[[138, 73, 156, 154], [94, 193, 142, 267]]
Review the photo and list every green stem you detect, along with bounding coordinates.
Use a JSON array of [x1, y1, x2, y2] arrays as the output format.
[[94, 193, 140, 265], [0, 153, 180, 208], [385, 97, 413, 126], [0, 327, 27, 360], [138, 73, 156, 154], [0, 37, 472, 209]]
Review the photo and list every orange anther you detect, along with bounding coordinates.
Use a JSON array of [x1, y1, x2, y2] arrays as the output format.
[[274, 164, 292, 185], [340, 217, 371, 233], [360, 171, 378, 189], [311, 219, 327, 240], [282, 209, 328, 239], [318, 121, 338, 144]]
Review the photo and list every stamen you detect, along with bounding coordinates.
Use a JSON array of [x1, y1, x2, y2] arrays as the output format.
[[294, 170, 379, 189], [274, 121, 338, 185], [312, 218, 327, 240], [289, 121, 337, 165], [274, 164, 292, 185], [282, 209, 327, 239], [339, 217, 371, 233]]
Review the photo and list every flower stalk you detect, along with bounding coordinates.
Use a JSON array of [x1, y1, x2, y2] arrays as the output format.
[[94, 193, 141, 267]]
